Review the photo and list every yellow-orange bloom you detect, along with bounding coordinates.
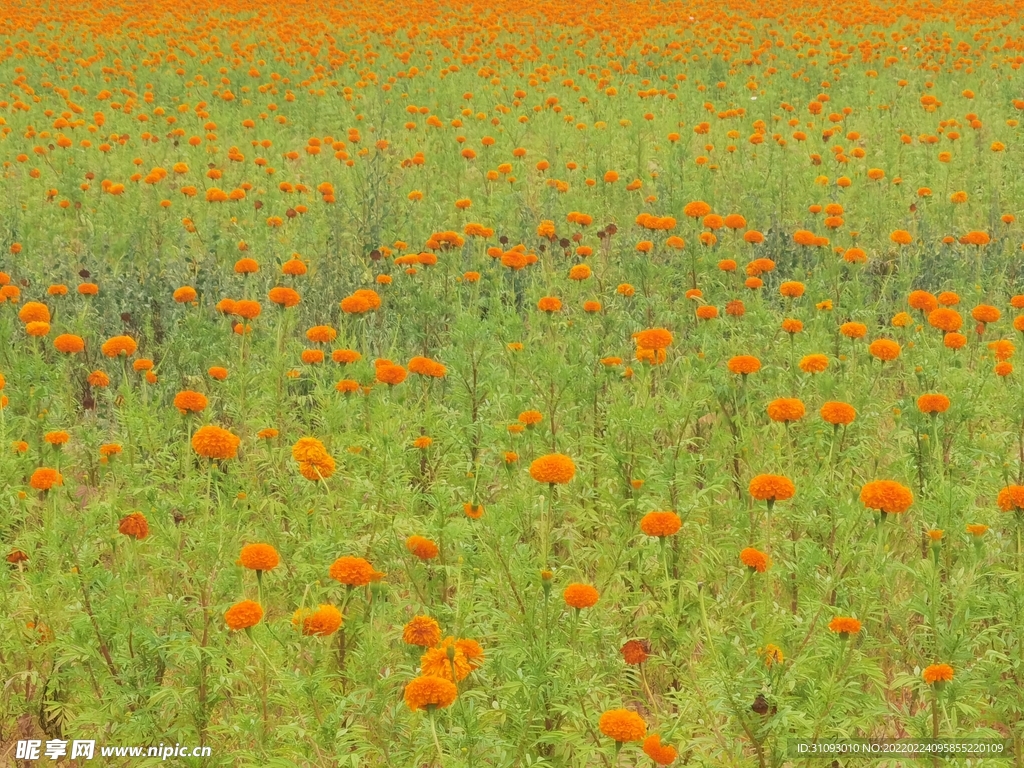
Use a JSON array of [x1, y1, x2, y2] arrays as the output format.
[[748, 474, 795, 503], [404, 675, 458, 711], [403, 615, 442, 647], [860, 480, 913, 514], [239, 543, 280, 572], [923, 664, 954, 685], [292, 604, 343, 637], [529, 453, 576, 484], [767, 398, 805, 422], [598, 709, 647, 743], [225, 600, 263, 630], [191, 425, 240, 460], [563, 583, 599, 608], [640, 511, 682, 537]]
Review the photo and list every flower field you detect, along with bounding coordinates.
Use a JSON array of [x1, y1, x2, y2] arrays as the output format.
[[5, 0, 1024, 764]]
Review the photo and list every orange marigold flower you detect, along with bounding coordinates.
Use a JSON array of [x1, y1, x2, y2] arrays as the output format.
[[268, 286, 301, 307], [101, 335, 138, 357], [173, 390, 208, 414], [118, 511, 149, 540], [781, 318, 803, 334], [928, 308, 963, 332], [44, 431, 69, 446], [972, 304, 1000, 324], [966, 524, 988, 537], [420, 636, 484, 681], [529, 453, 576, 484], [621, 639, 651, 665], [30, 467, 63, 490], [563, 582, 599, 609], [917, 394, 950, 414], [376, 364, 407, 386], [740, 547, 770, 572], [890, 229, 913, 245], [191, 425, 240, 460], [53, 334, 85, 354], [997, 485, 1024, 512], [938, 291, 960, 306], [406, 535, 439, 560], [923, 664, 954, 685], [828, 616, 862, 636], [908, 290, 938, 312], [767, 398, 805, 423], [728, 355, 761, 375], [292, 604, 343, 637], [944, 332, 967, 350], [518, 410, 543, 426], [173, 286, 197, 303], [18, 301, 50, 323], [306, 325, 337, 344], [403, 615, 442, 647], [234, 300, 262, 320], [239, 543, 280, 572], [225, 600, 263, 631], [599, 709, 647, 744], [208, 366, 229, 380], [640, 511, 682, 537], [633, 328, 673, 350], [643, 734, 679, 765], [695, 305, 718, 320], [840, 322, 867, 339], [820, 401, 856, 425], [780, 281, 805, 298], [748, 474, 795, 503], [683, 200, 711, 219], [868, 338, 901, 361], [404, 675, 458, 711], [860, 480, 913, 514], [537, 296, 562, 313], [235, 257, 259, 274], [332, 349, 361, 364], [413, 436, 433, 449], [799, 354, 828, 373], [329, 556, 381, 586]]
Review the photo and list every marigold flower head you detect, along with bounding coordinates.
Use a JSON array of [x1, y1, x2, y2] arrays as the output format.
[[840, 321, 867, 339], [174, 390, 208, 414], [268, 286, 301, 307], [376, 364, 407, 386], [329, 556, 381, 586], [118, 512, 149, 540], [799, 354, 828, 373], [923, 663, 954, 685], [192, 425, 240, 460], [44, 431, 69, 446], [234, 300, 262, 320], [640, 511, 682, 538], [966, 524, 989, 537], [860, 480, 913, 514], [404, 675, 458, 711], [292, 604, 343, 637], [767, 398, 805, 423], [869, 338, 901, 361], [208, 366, 229, 380], [928, 308, 963, 333], [643, 734, 679, 765], [997, 485, 1024, 512], [403, 615, 443, 647], [173, 286, 197, 303], [621, 639, 651, 665], [780, 281, 805, 298], [781, 318, 803, 334], [235, 257, 260, 274], [239, 543, 280, 572], [728, 355, 761, 375], [420, 636, 484, 681], [820, 401, 856, 425], [972, 304, 1000, 324], [598, 709, 647, 743], [762, 644, 784, 668], [537, 296, 562, 313], [53, 334, 85, 354], [101, 335, 138, 357], [633, 328, 673, 350], [518, 410, 543, 426], [332, 349, 361, 364], [944, 332, 967, 350], [529, 453, 576, 484], [563, 582, 599, 609], [18, 301, 50, 324], [917, 393, 950, 414], [406, 535, 439, 560], [225, 600, 263, 631], [828, 616, 862, 636], [748, 474, 795, 503], [29, 467, 62, 491], [740, 547, 770, 572]]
